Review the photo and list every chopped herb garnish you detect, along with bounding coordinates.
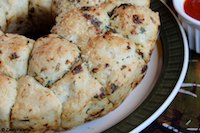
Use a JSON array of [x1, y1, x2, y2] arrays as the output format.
[[9, 52, 19, 60], [111, 83, 118, 93], [132, 15, 144, 24], [72, 64, 83, 74], [140, 27, 146, 33]]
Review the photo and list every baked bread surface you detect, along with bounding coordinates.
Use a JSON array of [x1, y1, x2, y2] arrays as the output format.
[[0, 0, 160, 132], [0, 74, 17, 129]]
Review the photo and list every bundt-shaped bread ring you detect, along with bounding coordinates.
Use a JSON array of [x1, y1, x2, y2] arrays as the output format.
[[0, 0, 160, 132]]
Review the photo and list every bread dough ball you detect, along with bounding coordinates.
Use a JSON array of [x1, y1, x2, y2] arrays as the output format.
[[110, 5, 160, 62], [28, 34, 80, 86], [0, 34, 34, 79], [11, 76, 62, 132]]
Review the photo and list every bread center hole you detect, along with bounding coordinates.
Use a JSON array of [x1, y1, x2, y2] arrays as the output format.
[[1, 1, 55, 40]]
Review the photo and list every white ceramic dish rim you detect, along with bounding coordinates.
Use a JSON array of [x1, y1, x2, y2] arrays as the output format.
[[173, 0, 200, 27], [131, 1, 189, 132]]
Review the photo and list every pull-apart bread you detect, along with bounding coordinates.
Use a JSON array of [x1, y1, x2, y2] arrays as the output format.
[[0, 0, 160, 132]]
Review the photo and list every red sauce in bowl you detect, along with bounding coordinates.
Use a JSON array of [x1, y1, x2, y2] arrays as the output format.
[[184, 0, 200, 21]]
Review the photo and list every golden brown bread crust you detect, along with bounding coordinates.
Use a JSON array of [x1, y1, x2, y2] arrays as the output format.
[[0, 34, 34, 79], [0, 0, 160, 132], [11, 76, 62, 132], [51, 6, 109, 52], [28, 34, 80, 87], [50, 33, 150, 130], [110, 4, 160, 62], [84, 33, 147, 105], [52, 0, 150, 18], [51, 9, 97, 50], [52, 0, 107, 18], [50, 63, 113, 129]]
